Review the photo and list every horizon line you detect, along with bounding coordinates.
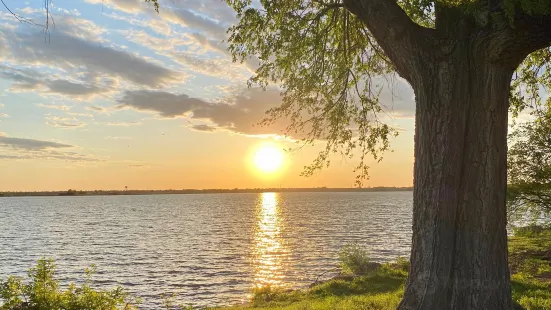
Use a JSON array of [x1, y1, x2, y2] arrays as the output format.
[[1, 186, 414, 196]]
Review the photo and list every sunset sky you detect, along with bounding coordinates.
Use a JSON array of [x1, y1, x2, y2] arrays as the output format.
[[0, 0, 416, 191]]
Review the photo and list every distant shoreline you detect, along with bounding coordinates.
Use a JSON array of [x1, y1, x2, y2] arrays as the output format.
[[0, 187, 413, 197]]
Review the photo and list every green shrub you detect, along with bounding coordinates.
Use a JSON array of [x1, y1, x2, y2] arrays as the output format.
[[0, 258, 137, 310], [251, 285, 283, 305], [338, 243, 374, 276], [392, 257, 410, 272]]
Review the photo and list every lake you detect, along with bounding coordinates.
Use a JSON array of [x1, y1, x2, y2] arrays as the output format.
[[0, 191, 412, 308]]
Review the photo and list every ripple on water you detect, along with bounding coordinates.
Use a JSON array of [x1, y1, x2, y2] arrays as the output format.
[[0, 192, 412, 309]]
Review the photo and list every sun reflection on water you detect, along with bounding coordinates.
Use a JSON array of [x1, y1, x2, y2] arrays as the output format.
[[253, 192, 287, 288]]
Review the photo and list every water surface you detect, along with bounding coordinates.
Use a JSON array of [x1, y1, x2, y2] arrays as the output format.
[[0, 191, 412, 308]]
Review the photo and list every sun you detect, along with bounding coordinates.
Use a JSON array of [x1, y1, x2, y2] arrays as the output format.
[[253, 145, 284, 173]]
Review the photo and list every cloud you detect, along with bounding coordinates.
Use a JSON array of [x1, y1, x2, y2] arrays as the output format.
[[149, 18, 172, 35], [85, 0, 236, 26], [46, 80, 102, 96], [117, 159, 150, 168], [170, 52, 226, 76], [118, 88, 289, 136], [42, 151, 99, 162], [376, 77, 416, 118], [0, 136, 73, 150], [119, 82, 414, 138], [0, 65, 106, 99], [0, 113, 8, 117], [186, 32, 259, 72], [0, 29, 8, 59], [0, 1, 251, 109], [191, 124, 216, 132], [37, 103, 72, 111], [167, 9, 226, 39], [46, 116, 86, 129], [20, 31, 179, 86], [117, 91, 206, 117], [0, 104, 4, 108], [0, 154, 34, 160], [104, 12, 172, 35], [0, 152, 98, 162], [106, 121, 142, 126], [198, 89, 286, 135], [118, 28, 183, 52], [85, 106, 109, 113], [67, 112, 94, 118], [118, 30, 249, 81], [0, 65, 40, 87], [84, 0, 147, 14], [129, 164, 150, 168], [0, 22, 180, 88], [183, 0, 237, 25], [83, 0, 256, 72], [0, 134, 98, 162]]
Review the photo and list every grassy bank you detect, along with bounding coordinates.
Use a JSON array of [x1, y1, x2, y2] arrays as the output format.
[[224, 226, 551, 310]]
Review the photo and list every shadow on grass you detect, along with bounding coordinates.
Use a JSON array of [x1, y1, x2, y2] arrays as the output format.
[[310, 273, 405, 297]]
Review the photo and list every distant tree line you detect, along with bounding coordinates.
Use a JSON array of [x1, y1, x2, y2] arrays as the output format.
[[507, 104, 551, 224], [0, 186, 413, 197]]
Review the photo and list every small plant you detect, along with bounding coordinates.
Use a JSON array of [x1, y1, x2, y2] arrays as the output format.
[[251, 285, 285, 305], [161, 293, 177, 310], [338, 243, 375, 275], [0, 258, 138, 310], [393, 256, 410, 272]]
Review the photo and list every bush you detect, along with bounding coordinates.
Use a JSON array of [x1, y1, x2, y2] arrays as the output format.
[[338, 243, 375, 276], [251, 285, 285, 305], [0, 258, 138, 310]]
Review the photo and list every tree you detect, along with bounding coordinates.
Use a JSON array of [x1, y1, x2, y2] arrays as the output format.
[[508, 104, 551, 223], [224, 1, 551, 309]]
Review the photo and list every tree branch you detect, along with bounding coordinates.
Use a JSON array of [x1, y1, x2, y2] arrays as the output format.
[[342, 0, 435, 82], [488, 10, 551, 66], [311, 2, 344, 22], [1, 0, 41, 26], [514, 12, 551, 52]]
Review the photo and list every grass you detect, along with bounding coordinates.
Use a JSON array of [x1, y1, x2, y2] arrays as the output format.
[[221, 259, 408, 310], [509, 225, 551, 280], [222, 227, 551, 310], [509, 225, 551, 309]]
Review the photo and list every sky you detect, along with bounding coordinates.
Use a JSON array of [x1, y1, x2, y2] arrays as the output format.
[[0, 0, 416, 191]]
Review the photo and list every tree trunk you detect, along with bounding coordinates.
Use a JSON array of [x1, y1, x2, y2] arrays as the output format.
[[398, 48, 515, 309]]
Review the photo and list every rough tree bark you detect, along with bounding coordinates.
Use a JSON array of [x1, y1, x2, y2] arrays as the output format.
[[343, 0, 551, 309], [401, 44, 515, 310]]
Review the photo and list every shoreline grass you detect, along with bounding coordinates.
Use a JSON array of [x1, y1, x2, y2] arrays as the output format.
[[222, 226, 551, 310]]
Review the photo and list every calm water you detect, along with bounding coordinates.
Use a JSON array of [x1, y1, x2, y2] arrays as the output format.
[[0, 192, 412, 308]]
